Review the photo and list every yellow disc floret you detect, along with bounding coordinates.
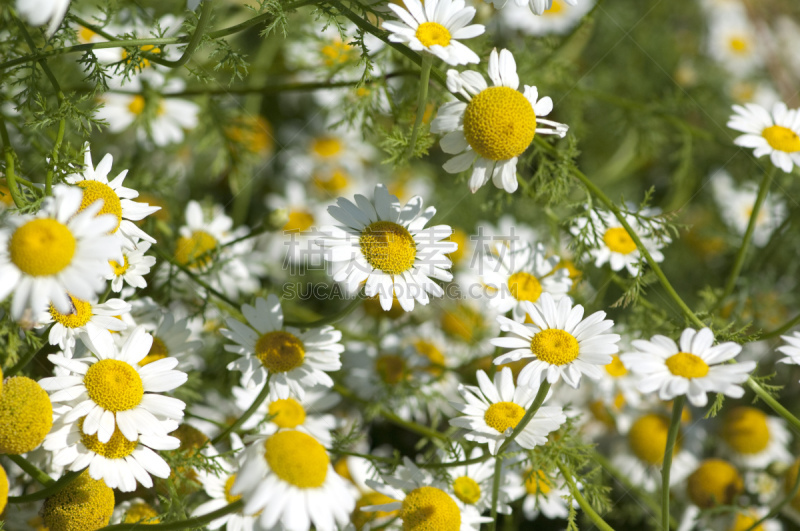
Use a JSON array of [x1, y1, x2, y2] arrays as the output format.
[[722, 407, 771, 455], [463, 86, 537, 161], [320, 40, 354, 67], [123, 502, 161, 524], [174, 230, 218, 268], [628, 414, 678, 466], [762, 125, 800, 153], [312, 136, 343, 158], [453, 476, 481, 505], [224, 474, 242, 504], [604, 355, 628, 377], [49, 295, 93, 329], [359, 221, 417, 275], [415, 22, 451, 48], [665, 352, 709, 378], [484, 401, 525, 433], [0, 376, 53, 454], [77, 180, 123, 233], [603, 227, 637, 255], [255, 331, 306, 373], [139, 336, 169, 366], [0, 463, 8, 515], [524, 469, 552, 495], [84, 359, 144, 412], [401, 486, 461, 531], [283, 210, 315, 232], [264, 430, 329, 489], [268, 398, 306, 428], [109, 255, 130, 276], [530, 328, 580, 366], [729, 511, 763, 531], [687, 459, 743, 508], [507, 271, 543, 303], [79, 419, 138, 458], [354, 491, 399, 529], [41, 471, 115, 531], [9, 218, 76, 277]]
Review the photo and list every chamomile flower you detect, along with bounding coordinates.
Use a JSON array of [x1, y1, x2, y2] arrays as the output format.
[[41, 296, 130, 357], [505, 467, 575, 520], [136, 312, 204, 371], [777, 331, 800, 376], [0, 184, 120, 320], [441, 446, 514, 514], [707, 8, 763, 76], [113, 499, 161, 525], [710, 169, 786, 246], [106, 240, 157, 292], [449, 368, 566, 454], [431, 49, 568, 193], [491, 293, 620, 388], [232, 430, 355, 531], [720, 407, 793, 468], [496, 0, 593, 35], [621, 327, 755, 407], [223, 295, 343, 398], [317, 183, 457, 312], [728, 101, 800, 173], [383, 0, 484, 65], [0, 376, 54, 455], [40, 470, 115, 530], [65, 145, 160, 249], [40, 326, 187, 443]]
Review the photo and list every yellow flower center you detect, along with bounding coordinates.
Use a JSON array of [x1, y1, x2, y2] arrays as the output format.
[[441, 305, 482, 342], [84, 359, 144, 412], [109, 255, 130, 276], [415, 22, 452, 48], [123, 502, 160, 524], [9, 218, 76, 277], [730, 512, 763, 531], [128, 95, 147, 115], [79, 418, 138, 459], [729, 36, 749, 53], [530, 328, 580, 366], [77, 180, 123, 233], [452, 476, 481, 505], [320, 40, 354, 67], [507, 271, 543, 303], [484, 401, 526, 433], [263, 430, 329, 489], [544, 0, 564, 14], [401, 486, 461, 531], [376, 354, 407, 384], [174, 230, 218, 268], [139, 337, 169, 367], [313, 169, 350, 194], [224, 474, 242, 504], [78, 26, 96, 43], [50, 296, 93, 329], [414, 340, 445, 377], [665, 352, 709, 378], [604, 355, 628, 377], [722, 407, 771, 455], [463, 86, 537, 161], [283, 210, 315, 232], [312, 136, 343, 158], [603, 227, 637, 255], [687, 459, 743, 508], [762, 125, 800, 153], [359, 221, 417, 275], [354, 491, 400, 528], [0, 376, 53, 455], [628, 414, 678, 465], [268, 398, 306, 429], [41, 471, 115, 531], [0, 183, 13, 206], [255, 330, 306, 373], [0, 464, 7, 515], [225, 115, 273, 155], [524, 469, 552, 495]]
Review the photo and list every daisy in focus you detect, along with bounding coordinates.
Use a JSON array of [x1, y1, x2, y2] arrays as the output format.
[[383, 0, 485, 65], [491, 293, 620, 388], [0, 184, 119, 320], [506, 466, 576, 520], [449, 368, 565, 454], [431, 49, 568, 193], [440, 446, 514, 514], [106, 240, 157, 293], [40, 296, 130, 357], [728, 101, 800, 173], [317, 183, 457, 312], [621, 327, 755, 407]]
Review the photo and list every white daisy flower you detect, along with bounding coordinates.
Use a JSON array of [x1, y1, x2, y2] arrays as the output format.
[[16, 0, 70, 36], [707, 8, 763, 77], [222, 295, 343, 399], [135, 312, 204, 371], [480, 241, 571, 321], [317, 183, 457, 312], [431, 49, 568, 193], [112, 498, 162, 525], [39, 326, 187, 443], [383, 0, 484, 65], [505, 467, 576, 520], [491, 293, 620, 388], [728, 101, 800, 173], [43, 416, 179, 492], [40, 296, 130, 357], [486, 0, 578, 16], [496, 0, 594, 36], [449, 368, 566, 454], [106, 240, 157, 293], [777, 331, 800, 379], [65, 145, 160, 250], [232, 430, 355, 531], [720, 406, 793, 469], [0, 185, 120, 320], [621, 327, 756, 407], [441, 446, 515, 514], [363, 457, 492, 531]]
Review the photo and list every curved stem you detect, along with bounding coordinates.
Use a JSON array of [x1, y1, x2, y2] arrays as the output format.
[[661, 396, 685, 531], [405, 53, 432, 159], [488, 457, 503, 531], [557, 460, 616, 531], [8, 469, 83, 503], [160, 0, 215, 68], [748, 378, 800, 433], [210, 374, 271, 446], [8, 455, 54, 486], [100, 500, 244, 530]]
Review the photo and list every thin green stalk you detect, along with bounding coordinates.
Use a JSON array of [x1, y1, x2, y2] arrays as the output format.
[[160, 0, 215, 68], [0, 115, 25, 208], [8, 455, 55, 486], [661, 396, 685, 531], [744, 466, 800, 531], [8, 469, 83, 503], [421, 454, 489, 469], [151, 246, 239, 309], [748, 378, 800, 433], [497, 381, 551, 456], [405, 53, 432, 159], [210, 374, 271, 445], [284, 292, 365, 330], [100, 500, 244, 530], [488, 457, 503, 531], [557, 461, 616, 531]]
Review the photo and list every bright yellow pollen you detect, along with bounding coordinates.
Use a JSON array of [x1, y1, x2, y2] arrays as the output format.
[[312, 136, 343, 158], [605, 355, 628, 377], [224, 474, 242, 504], [0, 183, 13, 206], [544, 0, 565, 14], [354, 491, 400, 528], [729, 36, 749, 53], [320, 40, 354, 66], [687, 459, 743, 508], [0, 463, 8, 515], [463, 86, 537, 161], [628, 414, 678, 466], [524, 469, 552, 495], [530, 328, 580, 366], [78, 26, 96, 43], [79, 418, 138, 458], [507, 271, 543, 303], [665, 352, 709, 378], [9, 218, 76, 277], [128, 95, 147, 115], [401, 486, 460, 531], [264, 430, 329, 489], [359, 221, 417, 275], [313, 169, 350, 194], [123, 502, 160, 524], [139, 336, 169, 367], [41, 471, 115, 531], [453, 476, 481, 505], [376, 354, 407, 384], [84, 359, 144, 412], [283, 210, 315, 232], [77, 180, 123, 232], [484, 401, 525, 433], [415, 22, 451, 47], [0, 376, 53, 454], [49, 296, 93, 329], [109, 255, 130, 276], [268, 398, 306, 428], [729, 511, 763, 531], [255, 331, 306, 373], [722, 407, 771, 455], [174, 230, 218, 268], [603, 227, 637, 255], [762, 125, 800, 153]]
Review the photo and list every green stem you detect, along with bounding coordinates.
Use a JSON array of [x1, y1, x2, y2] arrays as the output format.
[[210, 374, 271, 445], [497, 381, 551, 456], [748, 378, 800, 433], [284, 292, 365, 329], [160, 0, 215, 68], [100, 500, 244, 530], [488, 457, 503, 531], [8, 469, 83, 503], [8, 455, 55, 486], [0, 115, 25, 208], [557, 460, 616, 531], [405, 53, 432, 159], [743, 465, 800, 531], [420, 454, 489, 469], [151, 246, 239, 309], [661, 396, 685, 531]]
